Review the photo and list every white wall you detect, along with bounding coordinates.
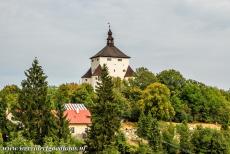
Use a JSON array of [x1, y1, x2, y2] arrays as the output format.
[[83, 57, 130, 89], [91, 57, 129, 78], [82, 78, 91, 84], [91, 58, 100, 73], [69, 124, 89, 137]]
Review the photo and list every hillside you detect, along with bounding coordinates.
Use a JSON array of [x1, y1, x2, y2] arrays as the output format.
[[121, 121, 222, 147]]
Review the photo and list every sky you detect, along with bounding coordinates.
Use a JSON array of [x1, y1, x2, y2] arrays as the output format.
[[0, 0, 230, 90]]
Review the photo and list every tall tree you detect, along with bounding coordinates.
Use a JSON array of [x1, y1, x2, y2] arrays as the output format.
[[14, 58, 55, 145], [139, 82, 175, 120], [177, 122, 193, 154], [137, 112, 153, 139], [148, 117, 162, 152], [85, 65, 121, 153], [0, 95, 9, 142], [162, 123, 178, 154], [55, 90, 70, 142]]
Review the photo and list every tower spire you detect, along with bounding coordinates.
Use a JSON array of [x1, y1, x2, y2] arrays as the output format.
[[107, 22, 114, 47]]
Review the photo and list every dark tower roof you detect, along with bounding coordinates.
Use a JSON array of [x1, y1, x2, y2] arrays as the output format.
[[92, 65, 102, 76], [81, 68, 92, 78], [124, 66, 134, 77], [90, 29, 130, 59]]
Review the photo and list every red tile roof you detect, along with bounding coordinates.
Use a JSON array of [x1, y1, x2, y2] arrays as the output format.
[[64, 103, 91, 124]]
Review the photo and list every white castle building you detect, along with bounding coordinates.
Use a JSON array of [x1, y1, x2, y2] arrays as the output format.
[[81, 28, 134, 89]]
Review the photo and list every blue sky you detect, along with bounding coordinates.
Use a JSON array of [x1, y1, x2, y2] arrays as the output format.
[[0, 0, 230, 89]]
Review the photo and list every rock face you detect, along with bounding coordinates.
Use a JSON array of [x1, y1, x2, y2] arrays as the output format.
[[120, 122, 146, 146]]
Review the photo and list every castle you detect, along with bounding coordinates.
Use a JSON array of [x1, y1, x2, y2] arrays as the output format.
[[81, 28, 134, 89]]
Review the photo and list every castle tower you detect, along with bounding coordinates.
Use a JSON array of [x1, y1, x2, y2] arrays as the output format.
[[81, 28, 134, 89]]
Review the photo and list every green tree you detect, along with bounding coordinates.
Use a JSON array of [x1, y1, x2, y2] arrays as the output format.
[[0, 96, 8, 142], [136, 143, 152, 154], [122, 86, 142, 122], [162, 123, 178, 154], [47, 86, 58, 109], [130, 67, 158, 90], [85, 65, 121, 153], [181, 80, 230, 124], [137, 111, 163, 153], [139, 82, 175, 120], [73, 83, 95, 108], [181, 81, 207, 122], [0, 85, 20, 111], [14, 58, 56, 145], [115, 132, 131, 153], [148, 117, 162, 153], [5, 133, 36, 154], [157, 69, 186, 94], [137, 112, 152, 139], [191, 126, 228, 154], [170, 95, 191, 122], [177, 122, 193, 154], [55, 92, 70, 142]]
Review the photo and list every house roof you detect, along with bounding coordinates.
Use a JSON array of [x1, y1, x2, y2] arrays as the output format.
[[81, 68, 92, 78], [90, 29, 130, 59], [124, 66, 134, 77], [64, 103, 91, 124], [65, 103, 87, 110]]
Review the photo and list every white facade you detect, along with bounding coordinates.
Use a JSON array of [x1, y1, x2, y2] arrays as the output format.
[[82, 57, 130, 89], [82, 29, 134, 89], [91, 57, 129, 78], [69, 124, 89, 138]]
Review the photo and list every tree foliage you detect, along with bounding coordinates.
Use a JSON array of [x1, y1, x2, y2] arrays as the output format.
[[85, 65, 121, 153], [139, 82, 175, 120], [177, 122, 193, 154], [13, 58, 56, 145], [55, 90, 70, 142], [191, 126, 229, 154], [157, 69, 186, 94], [130, 67, 158, 90]]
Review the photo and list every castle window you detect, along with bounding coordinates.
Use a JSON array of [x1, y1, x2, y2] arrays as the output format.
[[123, 69, 126, 72], [114, 69, 116, 72], [95, 77, 98, 80], [118, 58, 122, 61], [107, 58, 112, 61], [85, 79, 88, 81], [91, 59, 94, 62], [97, 58, 99, 61]]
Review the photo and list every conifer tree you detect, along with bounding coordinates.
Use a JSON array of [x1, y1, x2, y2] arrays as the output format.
[[148, 117, 162, 153], [177, 122, 193, 154], [14, 58, 56, 145], [0, 96, 8, 142], [55, 91, 70, 142], [85, 64, 121, 153], [137, 112, 153, 139]]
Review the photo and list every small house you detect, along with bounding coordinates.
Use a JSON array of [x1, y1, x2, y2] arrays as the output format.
[[64, 103, 91, 138]]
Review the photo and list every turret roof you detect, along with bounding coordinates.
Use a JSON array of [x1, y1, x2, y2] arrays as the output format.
[[90, 29, 130, 59]]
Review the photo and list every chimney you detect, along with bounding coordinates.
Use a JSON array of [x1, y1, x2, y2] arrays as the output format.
[[76, 108, 79, 114]]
